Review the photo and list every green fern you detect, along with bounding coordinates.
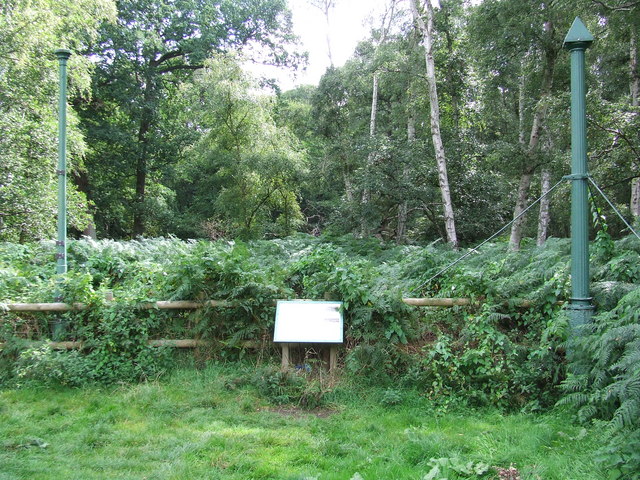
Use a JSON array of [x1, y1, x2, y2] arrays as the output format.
[[561, 287, 640, 473]]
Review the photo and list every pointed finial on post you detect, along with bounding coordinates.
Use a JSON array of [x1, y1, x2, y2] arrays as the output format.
[[563, 17, 594, 50]]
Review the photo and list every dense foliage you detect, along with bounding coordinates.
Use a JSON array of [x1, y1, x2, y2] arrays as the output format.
[[2, 0, 638, 244], [0, 0, 116, 241], [1, 234, 638, 472]]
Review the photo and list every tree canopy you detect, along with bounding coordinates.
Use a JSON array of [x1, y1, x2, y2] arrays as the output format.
[[1, 0, 638, 244]]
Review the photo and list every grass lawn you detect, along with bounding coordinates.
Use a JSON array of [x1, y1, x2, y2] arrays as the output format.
[[0, 364, 605, 480]]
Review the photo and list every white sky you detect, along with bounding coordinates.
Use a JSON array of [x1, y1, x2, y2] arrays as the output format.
[[249, 0, 392, 90]]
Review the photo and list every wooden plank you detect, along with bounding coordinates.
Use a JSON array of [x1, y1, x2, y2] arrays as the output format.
[[402, 297, 472, 307], [151, 300, 230, 309], [5, 302, 87, 312], [0, 339, 210, 350], [49, 341, 83, 350], [402, 298, 565, 308], [329, 345, 337, 374], [281, 343, 290, 371], [3, 297, 562, 313], [4, 300, 231, 312], [148, 339, 208, 348]]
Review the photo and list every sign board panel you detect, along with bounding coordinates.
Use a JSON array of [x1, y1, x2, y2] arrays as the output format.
[[273, 300, 343, 343]]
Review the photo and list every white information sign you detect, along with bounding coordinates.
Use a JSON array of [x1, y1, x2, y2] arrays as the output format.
[[273, 300, 343, 343]]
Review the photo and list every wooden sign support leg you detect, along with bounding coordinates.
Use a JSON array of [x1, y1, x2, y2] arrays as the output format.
[[329, 345, 337, 374], [281, 343, 290, 371]]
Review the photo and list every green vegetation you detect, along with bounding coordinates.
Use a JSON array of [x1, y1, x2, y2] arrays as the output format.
[[2, 0, 639, 477], [1, 234, 639, 476], [0, 365, 606, 480]]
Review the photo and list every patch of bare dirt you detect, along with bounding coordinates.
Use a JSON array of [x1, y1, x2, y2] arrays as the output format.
[[495, 465, 521, 480]]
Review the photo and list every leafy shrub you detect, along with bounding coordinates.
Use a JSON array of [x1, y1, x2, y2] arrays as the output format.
[[14, 344, 95, 387], [345, 342, 413, 386], [423, 457, 490, 480]]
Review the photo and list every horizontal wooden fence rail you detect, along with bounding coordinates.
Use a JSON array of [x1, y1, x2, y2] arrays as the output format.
[[2, 300, 231, 312], [3, 297, 560, 312], [37, 339, 210, 350], [402, 298, 564, 308], [402, 297, 472, 307]]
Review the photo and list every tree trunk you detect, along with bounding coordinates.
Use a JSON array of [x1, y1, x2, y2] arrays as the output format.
[[133, 117, 149, 237], [631, 178, 640, 218], [325, 5, 334, 67], [631, 26, 639, 107], [361, 2, 397, 235], [518, 56, 527, 146], [537, 168, 551, 246], [361, 72, 379, 208], [72, 169, 97, 239], [369, 73, 379, 138], [509, 34, 557, 250], [508, 169, 534, 250], [397, 114, 415, 244], [308, 1, 335, 66], [133, 78, 156, 237], [344, 170, 355, 202], [630, 26, 639, 219], [411, 0, 457, 248]]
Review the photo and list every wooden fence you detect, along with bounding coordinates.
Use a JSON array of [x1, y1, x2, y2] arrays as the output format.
[[1, 296, 558, 350]]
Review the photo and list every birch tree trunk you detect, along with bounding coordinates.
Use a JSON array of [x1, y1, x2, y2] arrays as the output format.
[[631, 178, 640, 218], [631, 26, 639, 105], [344, 172, 355, 203], [411, 0, 457, 248], [509, 34, 557, 251], [630, 26, 640, 218], [397, 114, 415, 243], [518, 56, 527, 146], [537, 168, 551, 246], [361, 73, 379, 207]]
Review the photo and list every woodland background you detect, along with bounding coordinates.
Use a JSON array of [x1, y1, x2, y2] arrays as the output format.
[[1, 0, 639, 247]]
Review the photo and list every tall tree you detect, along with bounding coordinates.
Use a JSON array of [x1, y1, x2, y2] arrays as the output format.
[[362, 0, 399, 232], [411, 0, 458, 247], [588, 0, 640, 227], [508, 27, 558, 251], [469, 0, 576, 250], [0, 0, 116, 242], [82, 0, 301, 237], [626, 8, 640, 219], [175, 56, 306, 239], [396, 111, 415, 243]]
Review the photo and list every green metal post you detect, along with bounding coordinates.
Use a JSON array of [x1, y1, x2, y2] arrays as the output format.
[[52, 49, 71, 339], [55, 49, 71, 277], [563, 18, 594, 331]]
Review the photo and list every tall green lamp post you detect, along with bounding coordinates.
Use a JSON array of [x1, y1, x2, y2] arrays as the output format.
[[563, 18, 594, 333], [55, 48, 71, 278]]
